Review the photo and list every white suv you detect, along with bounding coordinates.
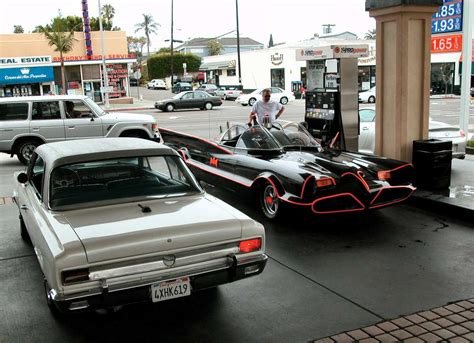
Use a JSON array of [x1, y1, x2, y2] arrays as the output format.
[[147, 79, 167, 90], [0, 95, 161, 164]]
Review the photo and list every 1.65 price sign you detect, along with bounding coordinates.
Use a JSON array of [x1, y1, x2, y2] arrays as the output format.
[[432, 0, 463, 34], [431, 34, 462, 53]]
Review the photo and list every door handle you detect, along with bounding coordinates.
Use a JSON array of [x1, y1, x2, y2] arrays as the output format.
[[32, 127, 40, 131], [68, 126, 75, 129], [20, 205, 29, 210], [362, 127, 369, 131]]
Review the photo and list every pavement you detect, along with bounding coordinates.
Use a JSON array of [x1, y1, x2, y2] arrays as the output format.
[[56, 98, 474, 341]]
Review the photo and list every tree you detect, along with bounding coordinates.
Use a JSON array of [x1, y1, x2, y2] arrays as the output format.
[[207, 39, 223, 56], [127, 36, 147, 57], [101, 4, 115, 28], [268, 34, 274, 48], [364, 29, 376, 40], [135, 14, 160, 57], [147, 53, 201, 79], [157, 47, 172, 54], [37, 15, 77, 94], [440, 64, 454, 95], [13, 25, 24, 34]]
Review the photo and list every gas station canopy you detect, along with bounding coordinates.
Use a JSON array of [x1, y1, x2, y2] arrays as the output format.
[[295, 45, 370, 61]]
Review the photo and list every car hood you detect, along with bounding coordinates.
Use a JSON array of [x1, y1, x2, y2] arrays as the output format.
[[273, 149, 409, 182], [62, 195, 243, 263], [101, 111, 154, 123]]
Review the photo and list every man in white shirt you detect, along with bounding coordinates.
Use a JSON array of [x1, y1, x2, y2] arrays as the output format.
[[247, 89, 285, 127]]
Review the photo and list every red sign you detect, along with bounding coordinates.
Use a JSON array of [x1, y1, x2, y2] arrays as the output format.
[[52, 54, 136, 62], [431, 34, 462, 53]]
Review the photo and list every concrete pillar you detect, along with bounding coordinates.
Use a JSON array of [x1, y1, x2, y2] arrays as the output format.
[[366, 0, 442, 162]]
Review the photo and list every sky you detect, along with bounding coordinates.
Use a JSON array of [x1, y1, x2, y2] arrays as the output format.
[[0, 0, 375, 50]]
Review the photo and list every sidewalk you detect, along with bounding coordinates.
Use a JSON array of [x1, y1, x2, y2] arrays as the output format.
[[102, 97, 155, 111]]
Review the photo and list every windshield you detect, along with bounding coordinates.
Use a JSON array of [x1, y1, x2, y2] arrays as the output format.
[[85, 97, 106, 116], [271, 121, 322, 149], [49, 155, 201, 210], [172, 92, 186, 99], [235, 126, 281, 150]]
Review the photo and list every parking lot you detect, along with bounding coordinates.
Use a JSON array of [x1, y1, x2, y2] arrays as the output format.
[[1, 150, 473, 342]]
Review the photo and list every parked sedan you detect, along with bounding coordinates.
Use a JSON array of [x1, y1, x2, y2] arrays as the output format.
[[359, 86, 376, 103], [215, 86, 242, 100], [13, 138, 267, 314], [359, 108, 467, 158], [172, 82, 192, 93], [155, 91, 222, 112], [236, 87, 295, 106]]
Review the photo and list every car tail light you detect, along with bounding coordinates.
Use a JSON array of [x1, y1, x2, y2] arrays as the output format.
[[460, 129, 465, 137], [378, 170, 391, 180], [239, 238, 262, 253], [316, 178, 334, 188], [62, 268, 90, 285]]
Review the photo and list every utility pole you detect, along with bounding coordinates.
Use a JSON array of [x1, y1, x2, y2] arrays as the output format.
[[459, 0, 472, 138], [322, 24, 335, 34], [235, 0, 242, 87], [170, 0, 174, 87], [98, 0, 109, 108]]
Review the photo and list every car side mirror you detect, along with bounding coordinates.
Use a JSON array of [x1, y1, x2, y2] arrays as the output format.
[[89, 113, 95, 121], [17, 172, 28, 184]]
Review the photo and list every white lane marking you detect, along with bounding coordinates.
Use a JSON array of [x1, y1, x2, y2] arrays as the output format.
[[169, 116, 179, 119]]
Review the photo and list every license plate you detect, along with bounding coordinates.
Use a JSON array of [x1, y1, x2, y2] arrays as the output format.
[[151, 277, 191, 303]]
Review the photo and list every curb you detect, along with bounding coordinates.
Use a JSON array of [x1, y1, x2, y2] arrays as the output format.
[[407, 193, 473, 223], [107, 107, 155, 112]]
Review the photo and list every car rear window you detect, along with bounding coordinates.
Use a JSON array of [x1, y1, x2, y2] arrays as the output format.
[[0, 103, 29, 121], [49, 155, 201, 210]]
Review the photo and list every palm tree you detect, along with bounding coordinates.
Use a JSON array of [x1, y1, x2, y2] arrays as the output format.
[[135, 14, 160, 57], [38, 16, 77, 94], [207, 39, 224, 56], [101, 4, 115, 30], [364, 29, 376, 40]]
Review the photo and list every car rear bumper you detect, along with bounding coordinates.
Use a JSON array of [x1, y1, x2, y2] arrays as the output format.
[[49, 254, 267, 312]]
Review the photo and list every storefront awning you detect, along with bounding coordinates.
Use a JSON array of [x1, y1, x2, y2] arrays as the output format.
[[200, 60, 235, 71], [0, 66, 54, 85]]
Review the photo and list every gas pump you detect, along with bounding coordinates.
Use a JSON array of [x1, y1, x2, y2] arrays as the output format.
[[296, 45, 369, 151]]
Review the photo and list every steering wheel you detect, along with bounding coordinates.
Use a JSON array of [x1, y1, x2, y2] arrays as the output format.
[[53, 168, 81, 187]]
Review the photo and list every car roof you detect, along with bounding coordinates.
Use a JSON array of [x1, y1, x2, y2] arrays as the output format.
[[35, 138, 177, 171], [0, 95, 89, 103]]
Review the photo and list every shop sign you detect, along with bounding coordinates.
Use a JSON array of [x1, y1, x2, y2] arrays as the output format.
[[332, 45, 369, 58], [431, 34, 462, 53], [271, 53, 283, 65], [432, 0, 463, 34], [296, 46, 332, 61], [0, 66, 54, 85], [52, 53, 136, 62], [0, 56, 51, 66]]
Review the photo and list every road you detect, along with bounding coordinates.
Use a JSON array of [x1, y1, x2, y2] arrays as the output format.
[[131, 86, 474, 137]]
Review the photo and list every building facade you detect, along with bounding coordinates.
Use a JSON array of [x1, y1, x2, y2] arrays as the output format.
[[200, 35, 473, 94], [0, 31, 136, 101], [176, 37, 264, 58]]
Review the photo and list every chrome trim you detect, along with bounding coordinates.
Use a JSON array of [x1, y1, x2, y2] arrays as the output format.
[[51, 253, 267, 302]]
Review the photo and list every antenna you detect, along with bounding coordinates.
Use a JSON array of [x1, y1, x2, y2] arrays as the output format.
[[322, 24, 335, 34]]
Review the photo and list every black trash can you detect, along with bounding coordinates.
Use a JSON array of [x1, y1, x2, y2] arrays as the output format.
[[412, 139, 452, 190]]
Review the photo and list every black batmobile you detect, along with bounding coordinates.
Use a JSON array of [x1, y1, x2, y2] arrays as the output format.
[[160, 121, 416, 219]]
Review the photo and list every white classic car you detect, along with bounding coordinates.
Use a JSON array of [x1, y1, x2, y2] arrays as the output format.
[[236, 87, 295, 106], [13, 138, 267, 313]]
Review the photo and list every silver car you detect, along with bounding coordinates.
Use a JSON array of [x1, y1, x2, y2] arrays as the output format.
[[359, 108, 467, 158], [13, 138, 267, 314]]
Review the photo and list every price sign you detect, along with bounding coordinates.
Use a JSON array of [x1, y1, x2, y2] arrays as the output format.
[[432, 0, 463, 34], [431, 34, 463, 53]]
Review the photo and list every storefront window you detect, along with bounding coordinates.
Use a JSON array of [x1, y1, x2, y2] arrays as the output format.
[[107, 64, 128, 98], [227, 69, 236, 76], [358, 66, 376, 91], [82, 65, 100, 80], [431, 62, 454, 95], [271, 68, 285, 89]]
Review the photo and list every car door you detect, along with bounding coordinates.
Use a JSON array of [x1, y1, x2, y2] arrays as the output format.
[[30, 101, 65, 143], [359, 108, 376, 153], [0, 101, 30, 152], [63, 100, 104, 140], [178, 92, 195, 109]]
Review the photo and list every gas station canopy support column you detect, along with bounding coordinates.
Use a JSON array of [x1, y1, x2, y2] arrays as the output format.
[[366, 0, 442, 162]]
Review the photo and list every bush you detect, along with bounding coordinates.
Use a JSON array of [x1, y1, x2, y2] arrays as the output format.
[[147, 53, 201, 79], [467, 139, 474, 148]]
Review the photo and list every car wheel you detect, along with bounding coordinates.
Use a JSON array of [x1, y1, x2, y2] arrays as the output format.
[[280, 97, 288, 105], [204, 102, 213, 110], [166, 103, 175, 112], [260, 181, 281, 220], [20, 215, 30, 243], [368, 96, 375, 103], [249, 98, 256, 106], [16, 139, 41, 165]]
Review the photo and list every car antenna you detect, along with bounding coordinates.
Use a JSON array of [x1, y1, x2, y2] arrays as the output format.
[[138, 204, 152, 213]]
